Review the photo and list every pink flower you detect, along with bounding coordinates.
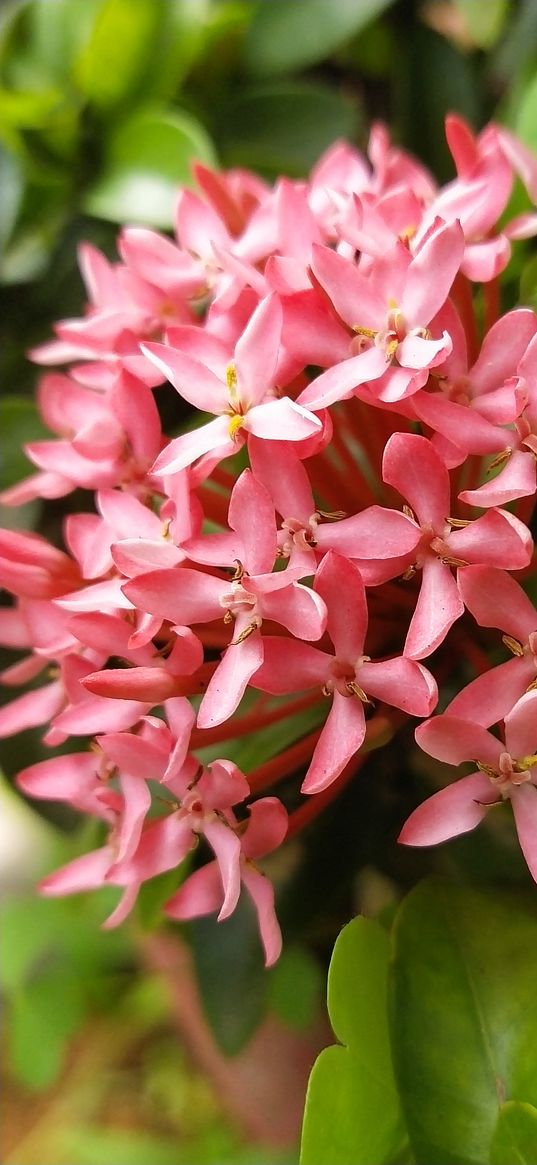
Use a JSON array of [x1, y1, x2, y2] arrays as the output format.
[[165, 797, 288, 966], [253, 551, 436, 793], [141, 294, 321, 474], [400, 692, 537, 882]]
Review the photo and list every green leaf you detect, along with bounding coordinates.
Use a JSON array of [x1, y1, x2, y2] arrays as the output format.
[[0, 897, 56, 993], [489, 1099, 537, 1165], [84, 104, 217, 228], [453, 0, 508, 48], [268, 945, 323, 1030], [28, 0, 103, 82], [0, 395, 48, 486], [489, 1101, 537, 1165], [0, 146, 23, 247], [390, 879, 537, 1165], [9, 968, 87, 1089], [243, 0, 397, 76], [218, 82, 361, 179], [515, 71, 537, 153], [72, 0, 161, 109], [190, 891, 267, 1055], [300, 917, 406, 1165], [392, 24, 480, 182]]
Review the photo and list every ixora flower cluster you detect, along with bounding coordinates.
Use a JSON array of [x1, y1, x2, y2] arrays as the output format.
[[3, 115, 537, 964]]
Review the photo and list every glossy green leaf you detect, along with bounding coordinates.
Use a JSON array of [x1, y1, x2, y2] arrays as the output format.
[[300, 917, 406, 1165], [84, 105, 216, 227], [453, 0, 508, 48], [243, 0, 397, 76], [218, 83, 360, 179], [390, 879, 537, 1165], [73, 0, 161, 109], [489, 1101, 537, 1165]]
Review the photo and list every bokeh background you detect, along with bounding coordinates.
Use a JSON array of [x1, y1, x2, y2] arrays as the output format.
[[2, 1, 537, 1162]]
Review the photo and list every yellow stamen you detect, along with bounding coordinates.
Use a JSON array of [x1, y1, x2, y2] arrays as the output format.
[[487, 447, 512, 473], [353, 325, 377, 339], [446, 516, 471, 528], [228, 413, 244, 440], [502, 634, 524, 657], [230, 621, 259, 645]]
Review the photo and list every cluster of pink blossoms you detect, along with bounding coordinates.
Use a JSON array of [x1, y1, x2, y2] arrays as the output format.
[[4, 115, 537, 963]]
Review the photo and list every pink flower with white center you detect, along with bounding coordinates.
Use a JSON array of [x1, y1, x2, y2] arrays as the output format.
[[297, 218, 464, 410], [140, 294, 321, 475], [166, 796, 288, 966], [401, 691, 537, 883], [252, 551, 437, 794], [382, 432, 533, 659], [123, 470, 327, 728]]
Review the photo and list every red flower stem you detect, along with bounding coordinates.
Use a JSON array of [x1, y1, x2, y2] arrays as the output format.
[[483, 275, 500, 334], [247, 729, 323, 794], [451, 274, 479, 364], [191, 691, 320, 749]]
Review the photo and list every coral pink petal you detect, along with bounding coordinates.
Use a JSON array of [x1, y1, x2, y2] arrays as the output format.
[[245, 397, 321, 441], [382, 432, 449, 526], [504, 690, 537, 760], [445, 656, 534, 728], [17, 752, 99, 801], [359, 657, 437, 717], [242, 797, 289, 860], [511, 783, 537, 883], [316, 506, 420, 560], [397, 332, 451, 370], [152, 416, 235, 476], [298, 347, 388, 410], [40, 848, 112, 895], [204, 819, 242, 920], [252, 638, 328, 695], [115, 814, 194, 883], [261, 582, 326, 641], [404, 557, 464, 660], [228, 470, 277, 575], [415, 715, 502, 767], [449, 509, 532, 569], [115, 773, 152, 864], [0, 681, 64, 737], [165, 863, 223, 920], [314, 551, 367, 658], [241, 865, 282, 967], [124, 567, 224, 625], [301, 691, 365, 795], [140, 343, 226, 412], [398, 772, 495, 846], [234, 294, 282, 404], [458, 565, 537, 642], [413, 393, 505, 455], [197, 628, 264, 729], [402, 220, 464, 326], [459, 451, 537, 508], [310, 242, 385, 329]]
